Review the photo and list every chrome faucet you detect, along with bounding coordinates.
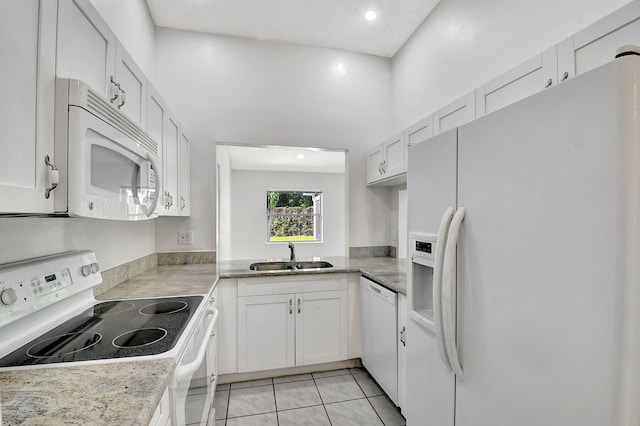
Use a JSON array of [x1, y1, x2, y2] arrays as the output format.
[[287, 241, 296, 261]]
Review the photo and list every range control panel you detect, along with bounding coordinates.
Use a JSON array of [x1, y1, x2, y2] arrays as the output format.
[[0, 251, 102, 328]]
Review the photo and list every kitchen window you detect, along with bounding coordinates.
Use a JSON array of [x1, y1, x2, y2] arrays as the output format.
[[266, 191, 322, 242]]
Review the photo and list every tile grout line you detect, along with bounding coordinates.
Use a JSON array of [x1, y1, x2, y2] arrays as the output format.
[[312, 372, 333, 426], [271, 379, 280, 426], [351, 369, 387, 426]]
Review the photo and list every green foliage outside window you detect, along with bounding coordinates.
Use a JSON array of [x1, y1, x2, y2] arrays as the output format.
[[267, 191, 322, 242]]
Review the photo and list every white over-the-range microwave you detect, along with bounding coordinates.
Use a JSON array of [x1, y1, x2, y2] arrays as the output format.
[[49, 78, 160, 220]]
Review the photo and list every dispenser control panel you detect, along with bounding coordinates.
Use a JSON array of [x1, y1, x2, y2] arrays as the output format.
[[410, 233, 437, 267]]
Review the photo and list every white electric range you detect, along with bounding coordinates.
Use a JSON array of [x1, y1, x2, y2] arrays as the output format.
[[0, 251, 218, 426]]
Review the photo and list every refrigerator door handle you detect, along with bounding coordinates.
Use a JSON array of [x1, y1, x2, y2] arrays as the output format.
[[442, 206, 466, 380], [434, 206, 455, 372]]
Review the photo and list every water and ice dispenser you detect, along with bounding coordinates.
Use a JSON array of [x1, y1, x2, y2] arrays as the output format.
[[408, 232, 437, 331]]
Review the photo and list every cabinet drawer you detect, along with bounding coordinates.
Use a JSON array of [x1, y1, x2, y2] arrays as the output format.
[[238, 274, 348, 297]]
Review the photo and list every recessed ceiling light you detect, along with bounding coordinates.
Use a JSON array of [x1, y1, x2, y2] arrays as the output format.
[[297, 154, 305, 160], [365, 10, 377, 21]]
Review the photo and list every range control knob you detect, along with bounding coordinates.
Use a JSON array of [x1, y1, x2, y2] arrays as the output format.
[[81, 265, 92, 277], [91, 262, 100, 273], [0, 288, 18, 306]]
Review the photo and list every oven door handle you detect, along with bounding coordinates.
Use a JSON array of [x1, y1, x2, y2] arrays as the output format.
[[175, 307, 219, 383]]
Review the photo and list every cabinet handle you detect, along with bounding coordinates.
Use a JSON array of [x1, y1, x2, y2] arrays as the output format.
[[118, 88, 127, 108], [110, 76, 120, 103], [297, 298, 301, 314], [181, 196, 186, 210], [400, 326, 406, 347], [289, 299, 293, 315], [44, 155, 59, 199], [561, 71, 569, 82], [545, 78, 553, 88]]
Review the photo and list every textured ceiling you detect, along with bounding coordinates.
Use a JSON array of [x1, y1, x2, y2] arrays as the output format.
[[145, 0, 440, 58]]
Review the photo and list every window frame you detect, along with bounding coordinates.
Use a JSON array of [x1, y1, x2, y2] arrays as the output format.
[[265, 190, 324, 243]]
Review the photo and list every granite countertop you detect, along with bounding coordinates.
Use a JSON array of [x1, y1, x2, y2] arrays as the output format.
[[0, 258, 404, 425], [0, 359, 175, 426], [216, 256, 407, 295]]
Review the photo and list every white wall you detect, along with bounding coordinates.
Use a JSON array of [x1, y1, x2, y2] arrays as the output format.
[[229, 171, 346, 260], [0, 218, 154, 270], [152, 29, 393, 253], [392, 0, 635, 131]]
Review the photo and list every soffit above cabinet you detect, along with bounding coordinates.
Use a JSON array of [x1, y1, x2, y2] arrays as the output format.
[[145, 0, 440, 58]]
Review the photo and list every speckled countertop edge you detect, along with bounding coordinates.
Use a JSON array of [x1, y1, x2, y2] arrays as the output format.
[[216, 256, 407, 295], [0, 358, 175, 426]]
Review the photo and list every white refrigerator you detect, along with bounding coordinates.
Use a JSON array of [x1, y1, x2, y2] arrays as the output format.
[[406, 54, 640, 426]]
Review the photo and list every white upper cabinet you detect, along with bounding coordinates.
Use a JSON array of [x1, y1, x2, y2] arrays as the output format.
[[179, 131, 191, 216], [476, 46, 558, 117], [162, 112, 181, 216], [367, 131, 406, 186], [57, 0, 116, 97], [0, 0, 57, 213], [565, 1, 640, 77], [57, 0, 147, 127], [146, 85, 167, 211], [434, 91, 476, 134], [115, 43, 147, 127], [406, 115, 434, 149]]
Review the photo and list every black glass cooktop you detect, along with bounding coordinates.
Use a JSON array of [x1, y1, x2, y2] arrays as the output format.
[[0, 295, 204, 367]]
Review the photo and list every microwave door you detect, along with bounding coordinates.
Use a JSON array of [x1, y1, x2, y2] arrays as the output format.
[[131, 154, 160, 218], [67, 108, 160, 220]]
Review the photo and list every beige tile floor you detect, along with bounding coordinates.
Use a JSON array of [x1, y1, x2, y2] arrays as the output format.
[[213, 367, 406, 426]]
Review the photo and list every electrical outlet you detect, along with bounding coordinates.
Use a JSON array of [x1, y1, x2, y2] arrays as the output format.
[[178, 231, 193, 245]]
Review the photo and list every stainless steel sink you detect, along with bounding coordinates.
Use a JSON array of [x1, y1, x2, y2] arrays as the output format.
[[249, 262, 295, 271], [249, 261, 333, 271], [293, 261, 333, 270]]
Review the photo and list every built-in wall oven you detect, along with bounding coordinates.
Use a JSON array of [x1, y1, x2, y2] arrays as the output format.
[[0, 251, 218, 425]]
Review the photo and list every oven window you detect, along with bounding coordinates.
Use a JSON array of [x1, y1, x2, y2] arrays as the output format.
[[90, 144, 139, 199]]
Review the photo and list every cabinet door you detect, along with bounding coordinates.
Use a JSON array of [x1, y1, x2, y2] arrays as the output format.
[[434, 92, 476, 134], [366, 144, 384, 184], [406, 115, 434, 149], [146, 85, 166, 213], [382, 131, 406, 177], [238, 294, 295, 372], [178, 131, 191, 216], [115, 43, 146, 127], [56, 0, 116, 97], [0, 0, 56, 213], [162, 112, 180, 216], [295, 290, 348, 366], [568, 1, 640, 77], [475, 46, 558, 117], [397, 294, 407, 412]]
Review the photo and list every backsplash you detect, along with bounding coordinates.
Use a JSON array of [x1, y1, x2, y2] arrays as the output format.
[[158, 251, 216, 265], [349, 246, 396, 258], [94, 251, 216, 297], [95, 253, 157, 296]]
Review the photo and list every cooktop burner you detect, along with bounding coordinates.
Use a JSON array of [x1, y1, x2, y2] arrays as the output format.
[[0, 295, 203, 367]]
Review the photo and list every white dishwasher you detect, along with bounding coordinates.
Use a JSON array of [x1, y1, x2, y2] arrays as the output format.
[[359, 276, 398, 405]]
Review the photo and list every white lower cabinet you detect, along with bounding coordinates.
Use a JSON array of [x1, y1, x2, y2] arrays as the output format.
[[238, 293, 296, 371], [236, 275, 349, 373]]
